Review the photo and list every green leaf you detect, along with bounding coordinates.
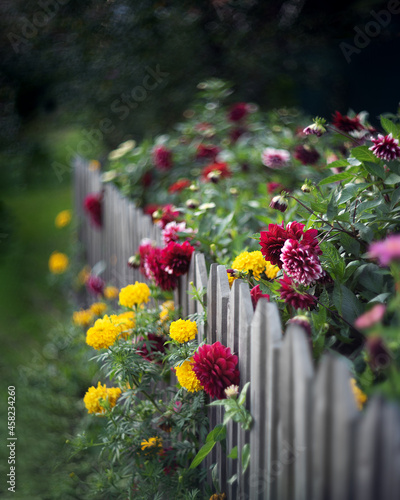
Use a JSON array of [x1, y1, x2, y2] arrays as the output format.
[[351, 146, 379, 163], [326, 195, 338, 221], [237, 382, 250, 406], [227, 473, 238, 485], [380, 116, 399, 138], [319, 172, 354, 186], [354, 263, 384, 294], [390, 186, 400, 208], [337, 183, 361, 204], [206, 424, 226, 443], [325, 159, 350, 170], [332, 284, 364, 323], [190, 440, 216, 469], [354, 222, 374, 243], [384, 173, 400, 185], [340, 233, 360, 257], [227, 446, 238, 459], [363, 162, 385, 179], [310, 200, 328, 213], [241, 443, 250, 473]]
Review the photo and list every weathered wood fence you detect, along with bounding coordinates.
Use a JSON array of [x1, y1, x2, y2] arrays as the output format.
[[74, 158, 400, 500]]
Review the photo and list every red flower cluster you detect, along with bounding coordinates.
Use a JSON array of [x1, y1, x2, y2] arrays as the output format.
[[278, 275, 316, 310], [192, 341, 240, 399], [332, 111, 364, 133], [259, 222, 321, 269], [153, 204, 181, 229], [293, 145, 320, 165], [153, 145, 173, 170], [227, 102, 249, 122], [144, 246, 178, 291], [161, 241, 194, 277], [168, 179, 191, 194], [202, 162, 232, 182], [86, 274, 105, 296], [196, 144, 220, 160], [83, 193, 102, 228]]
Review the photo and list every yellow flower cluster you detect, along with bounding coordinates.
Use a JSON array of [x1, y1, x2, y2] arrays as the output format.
[[73, 309, 94, 328], [83, 382, 122, 415], [90, 302, 107, 316], [160, 300, 175, 322], [104, 285, 119, 300], [169, 319, 198, 343], [55, 210, 72, 228], [110, 312, 135, 339], [86, 315, 121, 349], [175, 358, 203, 392], [231, 251, 279, 281], [48, 251, 69, 274], [119, 282, 150, 308], [140, 436, 163, 453], [350, 378, 368, 410]]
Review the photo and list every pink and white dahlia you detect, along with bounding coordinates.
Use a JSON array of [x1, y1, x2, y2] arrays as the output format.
[[368, 234, 400, 266], [162, 221, 196, 246], [369, 133, 400, 162], [261, 148, 290, 169], [278, 274, 316, 310], [192, 341, 240, 399], [280, 239, 323, 285]]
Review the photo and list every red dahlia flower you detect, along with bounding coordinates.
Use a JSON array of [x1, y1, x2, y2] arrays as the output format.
[[227, 102, 249, 122], [153, 204, 181, 229], [280, 239, 323, 285], [138, 239, 156, 276], [259, 222, 321, 268], [369, 133, 400, 162], [86, 274, 105, 296], [192, 341, 240, 399], [83, 193, 103, 228], [144, 247, 178, 291], [332, 111, 364, 133], [293, 145, 320, 165], [202, 162, 232, 182], [196, 144, 220, 160], [153, 146, 173, 170], [136, 333, 167, 363], [160, 241, 194, 277], [250, 285, 270, 310], [230, 127, 247, 143], [278, 274, 316, 310], [168, 179, 191, 194]]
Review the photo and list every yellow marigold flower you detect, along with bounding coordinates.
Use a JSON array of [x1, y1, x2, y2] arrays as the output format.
[[55, 209, 72, 228], [140, 436, 163, 453], [88, 159, 101, 171], [86, 315, 121, 349], [109, 312, 135, 339], [175, 358, 203, 392], [350, 378, 367, 410], [169, 319, 197, 343], [73, 309, 94, 328], [104, 285, 119, 300], [77, 265, 91, 285], [119, 282, 150, 308], [227, 271, 236, 287], [48, 251, 69, 274], [209, 494, 227, 500], [90, 302, 107, 316], [83, 382, 121, 415], [160, 300, 175, 322], [231, 250, 278, 281]]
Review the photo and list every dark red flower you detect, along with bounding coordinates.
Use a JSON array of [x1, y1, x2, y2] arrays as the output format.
[[168, 179, 191, 194], [250, 285, 270, 310], [202, 162, 232, 182], [227, 102, 249, 122], [138, 239, 155, 276], [160, 241, 194, 277], [278, 274, 316, 310], [144, 247, 178, 291], [86, 274, 105, 296], [365, 336, 392, 371], [196, 144, 220, 160], [369, 133, 400, 162], [293, 145, 320, 165], [267, 182, 285, 194], [83, 193, 102, 228], [280, 239, 323, 285], [259, 222, 321, 268], [142, 171, 153, 187], [332, 111, 364, 133], [144, 203, 162, 216], [230, 127, 247, 143], [154, 204, 181, 229], [192, 341, 240, 399], [269, 195, 288, 213], [136, 333, 167, 363], [153, 146, 173, 170]]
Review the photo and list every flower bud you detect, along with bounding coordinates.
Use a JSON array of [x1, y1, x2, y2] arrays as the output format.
[[301, 181, 313, 193], [207, 171, 221, 184], [287, 315, 312, 337], [303, 117, 327, 137], [229, 187, 238, 196], [269, 194, 288, 213], [189, 183, 199, 192], [224, 385, 239, 399], [186, 199, 199, 209], [128, 254, 141, 269]]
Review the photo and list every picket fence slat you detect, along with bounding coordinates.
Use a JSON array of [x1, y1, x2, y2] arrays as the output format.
[[74, 158, 400, 500]]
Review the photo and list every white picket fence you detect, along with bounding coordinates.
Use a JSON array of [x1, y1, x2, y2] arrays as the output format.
[[74, 158, 400, 500]]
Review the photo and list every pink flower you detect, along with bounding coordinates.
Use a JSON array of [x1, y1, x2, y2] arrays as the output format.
[[280, 239, 323, 285], [354, 304, 386, 330], [162, 221, 195, 246], [153, 146, 173, 170], [192, 341, 240, 399], [332, 111, 364, 133], [86, 275, 105, 296], [227, 102, 249, 122], [173, 401, 182, 413], [83, 193, 102, 228], [138, 238, 156, 277], [160, 241, 194, 277], [369, 133, 400, 162], [278, 274, 316, 310], [250, 285, 270, 309], [261, 148, 290, 169], [368, 234, 400, 266], [293, 145, 320, 165]]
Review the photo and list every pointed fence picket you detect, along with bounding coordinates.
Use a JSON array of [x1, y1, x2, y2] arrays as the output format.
[[74, 158, 400, 500]]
